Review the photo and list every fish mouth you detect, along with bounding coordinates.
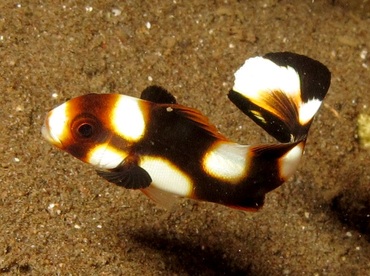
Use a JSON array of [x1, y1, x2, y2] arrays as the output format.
[[41, 118, 63, 147]]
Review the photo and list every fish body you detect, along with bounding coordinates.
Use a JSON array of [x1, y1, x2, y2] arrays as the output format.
[[42, 52, 331, 211]]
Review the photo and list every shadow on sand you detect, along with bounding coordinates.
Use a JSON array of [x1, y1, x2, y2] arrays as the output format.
[[128, 227, 253, 275]]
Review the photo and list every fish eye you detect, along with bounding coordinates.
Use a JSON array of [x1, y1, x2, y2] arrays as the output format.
[[77, 123, 94, 138], [71, 114, 100, 140]]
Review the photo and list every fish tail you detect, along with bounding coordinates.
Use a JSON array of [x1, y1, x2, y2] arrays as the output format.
[[228, 52, 331, 143]]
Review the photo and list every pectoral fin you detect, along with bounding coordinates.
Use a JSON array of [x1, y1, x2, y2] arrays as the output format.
[[96, 158, 152, 189]]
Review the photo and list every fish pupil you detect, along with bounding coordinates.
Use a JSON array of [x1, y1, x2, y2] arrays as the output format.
[[77, 123, 94, 138]]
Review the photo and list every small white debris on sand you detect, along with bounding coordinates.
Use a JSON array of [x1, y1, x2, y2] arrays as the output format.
[[112, 8, 121, 16], [146, 21, 151, 29], [166, 107, 173, 112], [74, 224, 81, 229], [148, 76, 153, 81], [360, 49, 368, 60], [85, 6, 93, 12], [15, 105, 24, 112], [47, 203, 61, 216]]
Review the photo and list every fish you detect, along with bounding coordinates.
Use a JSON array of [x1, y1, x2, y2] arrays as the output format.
[[42, 52, 331, 211]]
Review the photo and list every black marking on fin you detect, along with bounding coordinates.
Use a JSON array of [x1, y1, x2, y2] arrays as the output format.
[[228, 90, 303, 143], [96, 160, 152, 189], [264, 52, 331, 102], [141, 85, 177, 104]]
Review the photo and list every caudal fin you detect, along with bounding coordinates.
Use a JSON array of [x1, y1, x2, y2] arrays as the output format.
[[228, 52, 331, 143]]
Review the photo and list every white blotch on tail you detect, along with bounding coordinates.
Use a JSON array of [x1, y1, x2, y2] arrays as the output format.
[[140, 156, 193, 197], [43, 103, 68, 145], [233, 56, 301, 101], [299, 99, 322, 125], [279, 143, 304, 180], [202, 142, 250, 183], [87, 144, 127, 169], [111, 96, 146, 142]]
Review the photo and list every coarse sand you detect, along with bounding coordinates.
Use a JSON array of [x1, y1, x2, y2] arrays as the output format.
[[1, 0, 370, 274]]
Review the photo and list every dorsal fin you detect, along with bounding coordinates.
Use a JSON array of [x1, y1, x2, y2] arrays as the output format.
[[173, 105, 229, 141], [140, 85, 177, 104]]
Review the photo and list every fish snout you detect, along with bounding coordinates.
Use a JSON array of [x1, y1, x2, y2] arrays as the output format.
[[41, 111, 64, 147]]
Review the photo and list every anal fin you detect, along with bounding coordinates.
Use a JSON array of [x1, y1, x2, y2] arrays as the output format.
[[140, 185, 179, 209]]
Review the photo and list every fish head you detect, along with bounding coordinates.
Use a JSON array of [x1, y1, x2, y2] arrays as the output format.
[[42, 94, 121, 167]]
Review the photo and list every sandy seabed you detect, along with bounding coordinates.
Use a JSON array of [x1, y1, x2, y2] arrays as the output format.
[[1, 0, 370, 275]]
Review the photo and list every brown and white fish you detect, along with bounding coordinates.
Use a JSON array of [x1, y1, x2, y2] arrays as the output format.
[[42, 52, 331, 211]]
